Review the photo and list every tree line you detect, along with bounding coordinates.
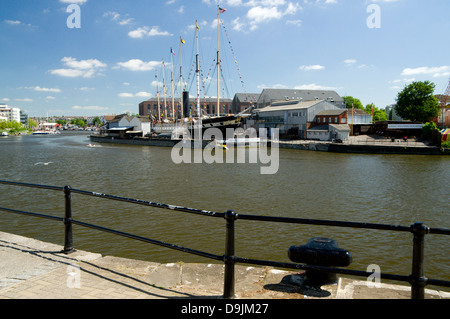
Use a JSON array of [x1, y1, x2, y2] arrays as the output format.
[[342, 80, 442, 124]]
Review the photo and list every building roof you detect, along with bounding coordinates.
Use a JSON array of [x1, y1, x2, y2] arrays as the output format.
[[233, 93, 260, 103], [317, 109, 346, 116], [131, 116, 152, 122], [107, 126, 134, 131], [258, 89, 343, 104], [256, 100, 327, 113], [330, 124, 351, 131], [308, 125, 329, 131]]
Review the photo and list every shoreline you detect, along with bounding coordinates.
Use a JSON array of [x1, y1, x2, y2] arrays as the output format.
[[89, 135, 443, 155]]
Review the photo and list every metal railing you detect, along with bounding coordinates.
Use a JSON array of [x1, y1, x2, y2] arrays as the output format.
[[1, 179, 449, 299]]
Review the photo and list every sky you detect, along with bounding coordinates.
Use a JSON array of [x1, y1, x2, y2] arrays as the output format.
[[1, 0, 449, 117]]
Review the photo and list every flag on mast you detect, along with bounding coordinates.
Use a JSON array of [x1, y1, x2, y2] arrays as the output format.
[[180, 37, 185, 44], [219, 7, 227, 13], [171, 47, 175, 56]]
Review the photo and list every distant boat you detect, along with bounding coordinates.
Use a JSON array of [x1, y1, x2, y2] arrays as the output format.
[[1, 132, 9, 137], [33, 122, 61, 135], [32, 130, 60, 135]]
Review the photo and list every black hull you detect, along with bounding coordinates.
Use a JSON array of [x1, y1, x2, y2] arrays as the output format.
[[189, 116, 242, 139]]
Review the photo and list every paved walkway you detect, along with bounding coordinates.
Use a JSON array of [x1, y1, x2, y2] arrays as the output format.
[[1, 231, 449, 300]]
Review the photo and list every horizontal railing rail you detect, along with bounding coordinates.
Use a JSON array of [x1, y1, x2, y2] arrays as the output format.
[[0, 179, 449, 299]]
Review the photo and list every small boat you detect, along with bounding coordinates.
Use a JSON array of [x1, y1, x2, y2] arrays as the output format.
[[1, 132, 9, 137], [32, 130, 60, 135], [215, 137, 264, 148]]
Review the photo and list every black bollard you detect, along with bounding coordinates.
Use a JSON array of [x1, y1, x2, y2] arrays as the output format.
[[288, 237, 352, 286]]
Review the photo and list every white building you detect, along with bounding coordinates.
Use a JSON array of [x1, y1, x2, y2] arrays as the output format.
[[0, 104, 21, 123], [110, 115, 152, 137], [129, 116, 151, 136], [255, 99, 341, 138]]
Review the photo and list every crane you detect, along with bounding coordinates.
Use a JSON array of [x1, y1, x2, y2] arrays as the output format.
[[439, 78, 450, 128]]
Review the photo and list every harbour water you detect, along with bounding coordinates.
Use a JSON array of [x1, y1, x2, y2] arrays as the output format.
[[0, 132, 449, 288]]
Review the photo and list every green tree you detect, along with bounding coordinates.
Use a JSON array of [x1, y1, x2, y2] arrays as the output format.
[[343, 96, 364, 109], [93, 116, 102, 127], [364, 103, 388, 122], [71, 118, 86, 127], [395, 81, 440, 122], [422, 121, 439, 140], [373, 109, 387, 122], [28, 119, 37, 128]]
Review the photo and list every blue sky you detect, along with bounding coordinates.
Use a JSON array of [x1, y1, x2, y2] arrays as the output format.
[[1, 0, 449, 117]]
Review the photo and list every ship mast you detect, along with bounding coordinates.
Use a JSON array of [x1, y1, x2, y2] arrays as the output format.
[[162, 59, 168, 121], [170, 48, 175, 121], [195, 21, 200, 119], [216, 6, 220, 117], [156, 72, 161, 123], [180, 37, 184, 119]]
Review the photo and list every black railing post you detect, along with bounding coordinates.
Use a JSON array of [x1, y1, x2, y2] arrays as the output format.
[[62, 185, 75, 254], [223, 210, 237, 299], [410, 222, 429, 299]]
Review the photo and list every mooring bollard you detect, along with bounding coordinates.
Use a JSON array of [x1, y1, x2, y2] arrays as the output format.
[[62, 185, 75, 254], [410, 223, 429, 299], [223, 210, 237, 299], [288, 237, 352, 286]]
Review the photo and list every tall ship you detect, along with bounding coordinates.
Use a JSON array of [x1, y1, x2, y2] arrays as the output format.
[[149, 7, 246, 140]]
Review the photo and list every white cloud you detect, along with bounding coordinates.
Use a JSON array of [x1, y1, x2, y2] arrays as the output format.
[[401, 66, 450, 78], [128, 26, 173, 38], [119, 92, 152, 98], [286, 19, 302, 27], [4, 20, 22, 25], [222, 1, 301, 32], [136, 92, 152, 97], [59, 0, 87, 4], [50, 57, 107, 78], [344, 59, 357, 65], [116, 59, 161, 71], [231, 17, 246, 31], [300, 64, 325, 71], [246, 3, 300, 29], [15, 98, 33, 102], [118, 93, 134, 98], [3, 19, 36, 28], [27, 86, 62, 93], [103, 11, 134, 26]]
